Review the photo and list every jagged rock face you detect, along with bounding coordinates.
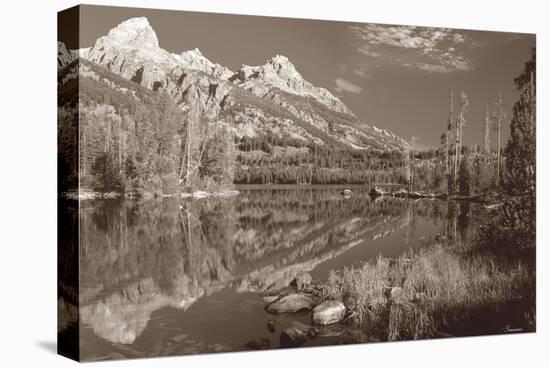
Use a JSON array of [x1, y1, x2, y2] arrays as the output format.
[[232, 55, 351, 115], [173, 48, 234, 80], [86, 17, 178, 89], [57, 41, 74, 69], [86, 17, 233, 90], [108, 16, 160, 48], [58, 41, 91, 70], [164, 67, 234, 120]]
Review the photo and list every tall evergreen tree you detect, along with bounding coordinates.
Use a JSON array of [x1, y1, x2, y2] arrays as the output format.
[[481, 49, 536, 250], [500, 49, 536, 248]]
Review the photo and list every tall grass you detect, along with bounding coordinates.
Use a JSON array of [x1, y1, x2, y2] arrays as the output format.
[[325, 244, 532, 341]]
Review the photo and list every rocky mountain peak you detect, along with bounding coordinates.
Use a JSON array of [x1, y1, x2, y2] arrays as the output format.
[[86, 17, 177, 89], [57, 41, 91, 69], [262, 54, 304, 86], [183, 47, 203, 58], [233, 54, 351, 114], [177, 48, 209, 68], [175, 48, 234, 79], [57, 41, 73, 69], [105, 17, 159, 49], [267, 54, 297, 71]]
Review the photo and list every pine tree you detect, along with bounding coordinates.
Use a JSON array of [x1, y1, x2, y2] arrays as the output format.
[[501, 49, 536, 247], [201, 124, 236, 191], [480, 49, 536, 250]]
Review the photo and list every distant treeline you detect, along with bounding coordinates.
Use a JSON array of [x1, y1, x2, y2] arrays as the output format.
[[235, 134, 408, 185]]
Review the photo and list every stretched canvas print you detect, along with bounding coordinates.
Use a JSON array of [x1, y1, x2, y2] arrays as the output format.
[[58, 4, 536, 362]]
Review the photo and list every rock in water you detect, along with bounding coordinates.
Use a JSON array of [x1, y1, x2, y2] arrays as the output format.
[[280, 326, 307, 348], [294, 271, 312, 291], [312, 300, 346, 325], [265, 294, 316, 314], [340, 189, 353, 199], [369, 186, 387, 197]]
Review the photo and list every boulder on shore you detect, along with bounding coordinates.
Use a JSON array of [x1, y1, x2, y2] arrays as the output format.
[[265, 293, 316, 314], [312, 300, 346, 325]]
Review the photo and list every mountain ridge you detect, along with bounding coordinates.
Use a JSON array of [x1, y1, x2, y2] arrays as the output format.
[[58, 16, 408, 152]]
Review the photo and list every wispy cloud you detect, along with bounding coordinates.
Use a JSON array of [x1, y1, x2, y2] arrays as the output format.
[[334, 78, 363, 94], [350, 24, 476, 74], [353, 63, 370, 78]]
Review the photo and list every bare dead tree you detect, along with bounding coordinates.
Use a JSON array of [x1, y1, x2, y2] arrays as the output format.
[[404, 143, 411, 190], [450, 92, 469, 191], [483, 106, 491, 170], [445, 91, 454, 180], [409, 135, 417, 191], [492, 91, 506, 181]]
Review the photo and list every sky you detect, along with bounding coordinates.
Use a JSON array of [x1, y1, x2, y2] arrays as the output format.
[[60, 5, 535, 149]]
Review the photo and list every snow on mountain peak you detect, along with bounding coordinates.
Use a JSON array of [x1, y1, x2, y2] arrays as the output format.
[[174, 48, 233, 79], [267, 54, 295, 69], [177, 48, 209, 67], [185, 48, 204, 58], [233, 54, 351, 114], [80, 17, 354, 115], [106, 17, 159, 48]]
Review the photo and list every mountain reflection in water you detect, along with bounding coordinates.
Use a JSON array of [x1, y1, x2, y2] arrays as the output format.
[[59, 186, 475, 360]]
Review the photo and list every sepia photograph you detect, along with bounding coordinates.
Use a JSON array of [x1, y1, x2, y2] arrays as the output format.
[[57, 4, 535, 362]]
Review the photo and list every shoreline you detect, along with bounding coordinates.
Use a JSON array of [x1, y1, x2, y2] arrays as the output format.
[[252, 239, 535, 346], [60, 189, 241, 201], [59, 185, 495, 205]]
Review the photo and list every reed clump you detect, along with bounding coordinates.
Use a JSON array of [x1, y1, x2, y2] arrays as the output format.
[[324, 243, 532, 340]]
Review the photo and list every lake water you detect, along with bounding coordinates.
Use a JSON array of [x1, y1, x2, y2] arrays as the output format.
[[58, 186, 477, 360]]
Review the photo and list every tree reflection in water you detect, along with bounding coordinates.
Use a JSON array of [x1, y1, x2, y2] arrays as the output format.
[[61, 187, 474, 359]]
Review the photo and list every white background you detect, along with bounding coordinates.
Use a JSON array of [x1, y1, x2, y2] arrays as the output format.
[[0, 0, 547, 365]]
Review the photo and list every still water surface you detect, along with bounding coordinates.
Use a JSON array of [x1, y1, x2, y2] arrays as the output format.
[[60, 186, 475, 360]]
